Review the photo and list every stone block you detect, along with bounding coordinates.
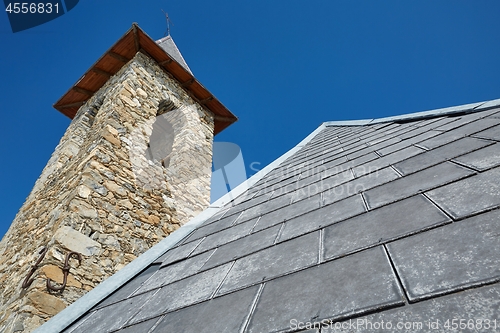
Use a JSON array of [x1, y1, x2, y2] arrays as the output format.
[[68, 199, 98, 219], [27, 291, 66, 316], [40, 265, 82, 288], [54, 226, 102, 256]]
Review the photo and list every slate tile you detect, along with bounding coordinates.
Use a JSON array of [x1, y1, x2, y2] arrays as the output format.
[[323, 195, 450, 260], [472, 124, 500, 141], [324, 153, 378, 179], [134, 250, 215, 295], [246, 247, 404, 333], [376, 131, 441, 156], [453, 143, 500, 171], [199, 208, 229, 226], [386, 209, 500, 302], [289, 181, 324, 203], [323, 155, 349, 170], [364, 132, 399, 146], [265, 173, 301, 191], [450, 117, 500, 135], [341, 143, 372, 159], [191, 219, 256, 255], [353, 146, 424, 177], [181, 212, 241, 243], [223, 192, 272, 218], [425, 166, 500, 219], [237, 194, 293, 223], [394, 137, 493, 175], [489, 111, 500, 118], [217, 232, 319, 295], [398, 124, 439, 140], [96, 264, 160, 309], [323, 167, 400, 206], [346, 151, 379, 167], [318, 169, 354, 193], [397, 117, 457, 140], [284, 154, 324, 174], [327, 283, 500, 333], [117, 318, 160, 333], [129, 262, 233, 324], [253, 194, 321, 232], [366, 136, 401, 150], [229, 191, 257, 207], [364, 162, 474, 209], [437, 112, 498, 131], [420, 118, 500, 150], [70, 291, 156, 333], [151, 286, 259, 333], [416, 116, 459, 129], [417, 131, 465, 151], [156, 238, 203, 266], [279, 195, 366, 242], [202, 224, 282, 271], [63, 311, 94, 333]]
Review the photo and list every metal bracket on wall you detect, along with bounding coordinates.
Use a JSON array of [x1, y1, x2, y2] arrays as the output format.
[[46, 252, 82, 292], [22, 247, 48, 289]]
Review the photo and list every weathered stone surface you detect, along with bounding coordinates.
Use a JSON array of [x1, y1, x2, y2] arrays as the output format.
[[27, 291, 66, 316], [53, 226, 102, 256], [40, 265, 82, 288], [68, 199, 98, 219], [104, 180, 127, 197]]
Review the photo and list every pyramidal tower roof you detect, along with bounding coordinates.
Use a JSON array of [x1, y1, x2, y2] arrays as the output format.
[[156, 35, 193, 75]]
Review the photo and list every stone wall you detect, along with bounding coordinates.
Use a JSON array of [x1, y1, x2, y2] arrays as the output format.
[[0, 51, 214, 333]]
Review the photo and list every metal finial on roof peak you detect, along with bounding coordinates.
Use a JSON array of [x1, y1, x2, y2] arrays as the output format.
[[161, 9, 173, 37]]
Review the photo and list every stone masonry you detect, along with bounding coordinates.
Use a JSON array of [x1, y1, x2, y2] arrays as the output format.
[[0, 51, 215, 332]]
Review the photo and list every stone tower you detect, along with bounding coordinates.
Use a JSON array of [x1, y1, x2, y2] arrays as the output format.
[[0, 24, 237, 333]]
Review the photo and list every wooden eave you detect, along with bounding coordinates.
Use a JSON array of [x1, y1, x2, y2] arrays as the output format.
[[53, 23, 237, 135]]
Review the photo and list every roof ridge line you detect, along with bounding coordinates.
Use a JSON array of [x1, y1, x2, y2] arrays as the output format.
[[324, 97, 500, 127], [33, 123, 327, 333]]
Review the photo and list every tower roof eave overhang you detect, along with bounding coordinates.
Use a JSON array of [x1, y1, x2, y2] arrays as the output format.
[[53, 23, 237, 135]]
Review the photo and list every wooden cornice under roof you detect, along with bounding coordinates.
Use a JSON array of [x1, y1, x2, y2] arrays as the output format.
[[53, 23, 237, 135]]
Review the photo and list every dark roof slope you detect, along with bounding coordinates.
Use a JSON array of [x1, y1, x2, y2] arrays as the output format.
[[38, 101, 500, 333], [156, 36, 193, 75]]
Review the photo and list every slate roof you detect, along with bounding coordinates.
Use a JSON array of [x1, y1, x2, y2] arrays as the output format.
[[156, 36, 193, 75], [37, 100, 500, 333]]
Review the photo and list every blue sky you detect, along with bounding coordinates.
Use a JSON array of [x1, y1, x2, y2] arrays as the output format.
[[1, 1, 500, 239]]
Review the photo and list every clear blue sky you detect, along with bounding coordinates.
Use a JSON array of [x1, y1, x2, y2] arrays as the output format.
[[1, 1, 500, 239]]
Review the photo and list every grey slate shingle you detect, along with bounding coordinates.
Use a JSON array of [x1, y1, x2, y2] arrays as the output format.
[[387, 209, 500, 302], [134, 250, 215, 295], [246, 247, 404, 333], [151, 286, 260, 333], [364, 162, 475, 209], [394, 137, 493, 175], [155, 237, 202, 266], [217, 231, 320, 295], [326, 283, 500, 332], [129, 262, 233, 324], [279, 194, 366, 242], [201, 223, 282, 271], [425, 166, 500, 219], [352, 145, 425, 177], [323, 195, 450, 260], [453, 143, 500, 171]]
